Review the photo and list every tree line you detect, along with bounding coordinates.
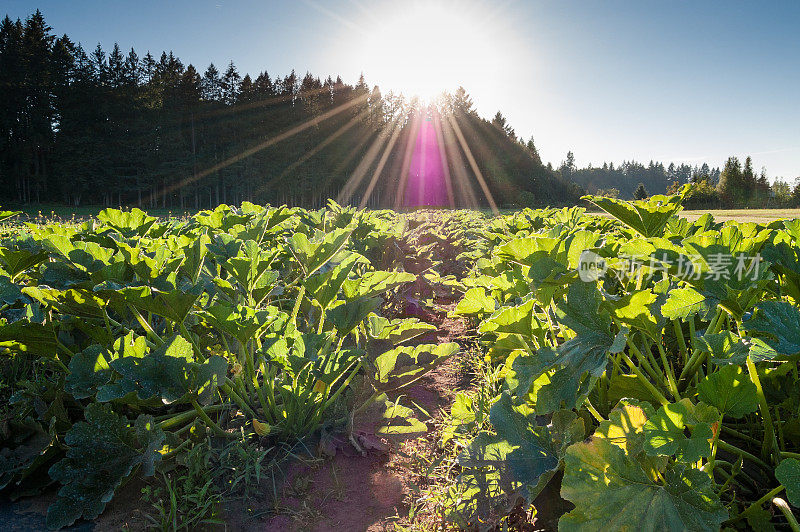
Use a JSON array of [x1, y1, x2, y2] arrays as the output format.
[[0, 10, 579, 210], [2, 10, 794, 211]]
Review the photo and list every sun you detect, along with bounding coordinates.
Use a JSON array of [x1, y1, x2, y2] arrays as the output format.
[[353, 1, 512, 102]]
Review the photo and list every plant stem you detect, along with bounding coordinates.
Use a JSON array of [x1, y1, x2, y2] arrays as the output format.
[[724, 485, 785, 525], [621, 352, 669, 406], [190, 399, 234, 439], [655, 340, 680, 399], [746, 356, 777, 463], [627, 339, 666, 387], [129, 305, 164, 346], [706, 411, 724, 475], [773, 498, 800, 532], [672, 319, 688, 364], [221, 380, 258, 419], [584, 398, 604, 423], [157, 404, 225, 430], [717, 440, 771, 472], [290, 285, 306, 327]]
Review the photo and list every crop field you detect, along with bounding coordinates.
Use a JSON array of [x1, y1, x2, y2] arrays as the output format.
[[2, 194, 800, 531]]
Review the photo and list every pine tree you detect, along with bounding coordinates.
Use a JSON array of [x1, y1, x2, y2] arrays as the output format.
[[634, 182, 648, 200], [717, 156, 744, 206], [201, 63, 222, 101], [221, 61, 240, 105]]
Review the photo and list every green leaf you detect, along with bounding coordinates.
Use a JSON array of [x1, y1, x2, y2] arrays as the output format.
[[697, 365, 757, 418], [97, 208, 157, 236], [582, 193, 685, 238], [560, 438, 727, 531], [594, 399, 652, 455], [365, 315, 436, 345], [0, 209, 21, 223], [0, 247, 48, 278], [660, 287, 707, 320], [117, 286, 199, 324], [452, 287, 495, 316], [372, 343, 458, 390], [326, 296, 382, 336], [612, 289, 662, 340], [46, 404, 164, 530], [201, 304, 285, 345], [0, 319, 57, 358], [22, 286, 107, 319], [66, 346, 114, 400], [341, 270, 415, 300], [456, 395, 583, 516], [303, 253, 362, 310], [642, 400, 714, 463], [97, 336, 226, 405], [744, 301, 800, 357], [0, 275, 23, 305], [479, 298, 544, 338], [378, 396, 428, 434], [288, 227, 352, 276], [776, 458, 800, 507]]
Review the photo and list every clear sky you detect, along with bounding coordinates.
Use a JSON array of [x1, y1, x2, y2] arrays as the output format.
[[5, 0, 800, 179]]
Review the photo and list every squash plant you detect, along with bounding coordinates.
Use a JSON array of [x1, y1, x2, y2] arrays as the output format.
[[0, 203, 456, 529], [450, 193, 800, 530]]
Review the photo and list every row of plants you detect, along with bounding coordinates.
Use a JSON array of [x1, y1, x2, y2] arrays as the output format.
[[0, 201, 458, 529], [446, 190, 800, 530]]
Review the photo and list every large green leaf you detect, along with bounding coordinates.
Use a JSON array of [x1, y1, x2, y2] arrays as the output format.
[[303, 253, 363, 310], [582, 192, 685, 238], [66, 333, 148, 400], [365, 315, 436, 345], [372, 342, 458, 390], [0, 319, 57, 358], [660, 287, 707, 320], [201, 303, 285, 344], [452, 287, 495, 316], [97, 208, 157, 237], [642, 400, 714, 463], [744, 301, 800, 357], [22, 286, 107, 319], [0, 247, 48, 279], [697, 365, 757, 418], [776, 458, 800, 507], [611, 289, 663, 340], [560, 438, 727, 531], [326, 296, 382, 336], [97, 336, 226, 405], [462, 394, 582, 491], [46, 404, 165, 530], [288, 227, 352, 276], [117, 285, 200, 324]]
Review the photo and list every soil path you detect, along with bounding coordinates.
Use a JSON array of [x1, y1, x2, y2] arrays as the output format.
[[255, 304, 472, 532]]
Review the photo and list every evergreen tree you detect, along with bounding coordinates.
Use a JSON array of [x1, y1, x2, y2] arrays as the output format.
[[634, 182, 648, 200], [717, 156, 744, 206]]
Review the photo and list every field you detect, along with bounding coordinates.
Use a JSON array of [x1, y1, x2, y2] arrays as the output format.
[[2, 195, 800, 531]]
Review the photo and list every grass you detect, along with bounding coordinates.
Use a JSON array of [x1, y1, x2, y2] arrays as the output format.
[[680, 209, 800, 222], [6, 203, 196, 221], [6, 203, 800, 224], [588, 208, 800, 223]]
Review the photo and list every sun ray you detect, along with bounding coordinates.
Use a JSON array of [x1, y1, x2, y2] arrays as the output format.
[[359, 121, 404, 209], [249, 107, 371, 200], [393, 110, 422, 210], [432, 112, 456, 209], [440, 114, 479, 209], [157, 93, 368, 201], [337, 114, 403, 206], [447, 114, 497, 212]]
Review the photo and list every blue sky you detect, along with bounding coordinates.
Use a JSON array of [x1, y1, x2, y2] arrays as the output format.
[[5, 0, 800, 179]]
